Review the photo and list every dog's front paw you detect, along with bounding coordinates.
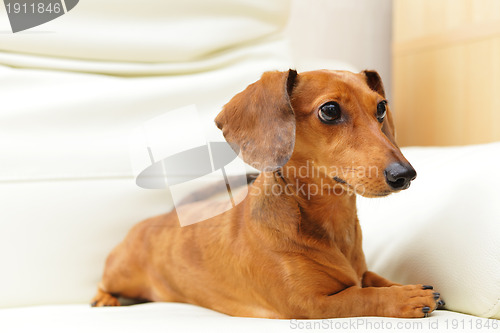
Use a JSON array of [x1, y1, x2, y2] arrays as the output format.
[[389, 284, 444, 318]]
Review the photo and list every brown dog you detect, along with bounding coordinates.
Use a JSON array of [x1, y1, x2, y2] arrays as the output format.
[[91, 69, 444, 318]]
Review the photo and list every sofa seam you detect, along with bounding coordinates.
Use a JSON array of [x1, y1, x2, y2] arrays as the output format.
[[479, 297, 500, 318], [0, 175, 134, 183]]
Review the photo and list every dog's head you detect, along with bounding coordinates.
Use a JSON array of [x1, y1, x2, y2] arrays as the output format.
[[215, 69, 416, 197]]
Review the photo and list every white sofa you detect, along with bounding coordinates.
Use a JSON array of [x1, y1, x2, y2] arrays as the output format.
[[0, 0, 498, 332]]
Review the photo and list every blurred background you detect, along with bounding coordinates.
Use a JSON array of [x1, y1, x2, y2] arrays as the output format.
[[288, 0, 500, 147]]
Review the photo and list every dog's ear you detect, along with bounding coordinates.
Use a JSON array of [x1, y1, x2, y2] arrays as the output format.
[[362, 70, 397, 145], [363, 70, 385, 97], [215, 69, 297, 171]]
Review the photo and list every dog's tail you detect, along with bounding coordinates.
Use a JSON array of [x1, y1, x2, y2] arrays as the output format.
[[176, 173, 259, 206]]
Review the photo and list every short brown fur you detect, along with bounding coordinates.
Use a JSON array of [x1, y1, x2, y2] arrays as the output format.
[[92, 69, 442, 318]]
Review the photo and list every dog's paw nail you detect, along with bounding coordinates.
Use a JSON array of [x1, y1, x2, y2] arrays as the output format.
[[433, 292, 440, 299], [90, 301, 97, 307], [437, 300, 446, 307], [422, 306, 431, 314], [422, 285, 434, 290]]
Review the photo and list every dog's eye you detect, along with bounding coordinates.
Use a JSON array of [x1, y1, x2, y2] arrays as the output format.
[[319, 102, 341, 124], [376, 101, 387, 123]]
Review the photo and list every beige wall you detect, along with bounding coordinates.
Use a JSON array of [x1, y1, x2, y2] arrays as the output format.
[[393, 0, 500, 146], [287, 0, 393, 98]]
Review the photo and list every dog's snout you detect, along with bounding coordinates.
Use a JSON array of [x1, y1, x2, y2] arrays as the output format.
[[384, 162, 417, 190]]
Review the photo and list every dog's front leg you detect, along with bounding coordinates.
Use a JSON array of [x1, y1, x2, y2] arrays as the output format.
[[301, 284, 442, 318], [361, 270, 401, 287]]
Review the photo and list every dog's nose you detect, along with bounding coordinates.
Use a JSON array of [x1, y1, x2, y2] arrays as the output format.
[[384, 162, 417, 190]]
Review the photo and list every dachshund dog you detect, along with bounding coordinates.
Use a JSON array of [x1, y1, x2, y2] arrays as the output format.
[[91, 69, 444, 318]]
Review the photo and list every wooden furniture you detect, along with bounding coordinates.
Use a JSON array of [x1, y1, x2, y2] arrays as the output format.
[[392, 0, 500, 146]]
